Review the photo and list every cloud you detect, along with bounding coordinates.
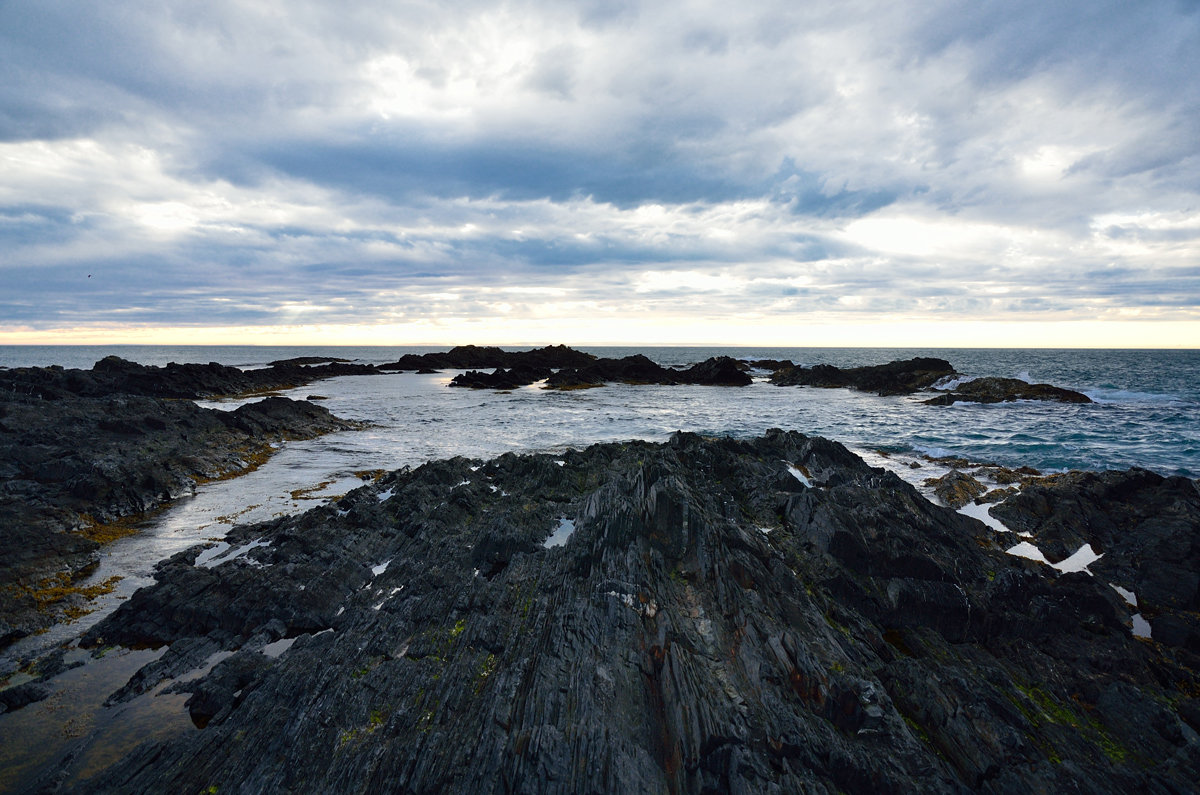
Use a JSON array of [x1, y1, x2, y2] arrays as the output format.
[[0, 0, 1197, 341]]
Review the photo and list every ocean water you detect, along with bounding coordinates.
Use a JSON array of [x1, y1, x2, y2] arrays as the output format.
[[3, 345, 1197, 476]]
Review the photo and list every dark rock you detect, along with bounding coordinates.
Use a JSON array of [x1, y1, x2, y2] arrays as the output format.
[[546, 355, 752, 389], [0, 681, 50, 712], [924, 469, 988, 508], [990, 469, 1200, 651], [379, 345, 596, 372], [0, 371, 358, 646], [925, 377, 1092, 405], [268, 356, 353, 366], [771, 358, 956, 395], [678, 356, 753, 386], [449, 366, 552, 390], [66, 432, 1200, 794]]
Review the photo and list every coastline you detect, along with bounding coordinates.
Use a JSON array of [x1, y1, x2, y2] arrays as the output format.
[[1, 348, 1198, 792]]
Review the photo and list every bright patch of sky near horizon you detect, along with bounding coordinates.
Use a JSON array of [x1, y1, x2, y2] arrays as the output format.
[[1, 0, 1198, 346]]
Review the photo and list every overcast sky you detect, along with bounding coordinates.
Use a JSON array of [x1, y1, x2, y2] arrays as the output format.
[[2, 0, 1198, 346]]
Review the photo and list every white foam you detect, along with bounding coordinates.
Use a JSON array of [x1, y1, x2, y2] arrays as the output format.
[[543, 517, 576, 548], [932, 375, 978, 390]]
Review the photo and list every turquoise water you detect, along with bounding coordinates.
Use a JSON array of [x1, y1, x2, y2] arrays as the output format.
[[2, 345, 1197, 476]]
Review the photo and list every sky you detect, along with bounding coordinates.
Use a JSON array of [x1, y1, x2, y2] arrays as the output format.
[[1, 0, 1198, 347]]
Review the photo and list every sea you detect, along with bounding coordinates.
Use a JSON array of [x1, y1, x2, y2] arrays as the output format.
[[1, 344, 1198, 789]]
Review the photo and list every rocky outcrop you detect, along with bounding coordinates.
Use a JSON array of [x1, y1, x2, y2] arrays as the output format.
[[449, 366, 552, 390], [991, 468, 1200, 652], [0, 386, 357, 647], [379, 344, 596, 372], [56, 432, 1200, 794], [770, 358, 956, 395], [0, 356, 378, 401], [925, 377, 1092, 405], [546, 355, 752, 389], [924, 469, 988, 508]]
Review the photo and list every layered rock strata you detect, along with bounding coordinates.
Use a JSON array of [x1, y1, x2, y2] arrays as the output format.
[[58, 431, 1200, 794]]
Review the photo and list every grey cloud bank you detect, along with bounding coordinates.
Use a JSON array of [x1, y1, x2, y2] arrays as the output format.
[[1, 0, 1198, 343]]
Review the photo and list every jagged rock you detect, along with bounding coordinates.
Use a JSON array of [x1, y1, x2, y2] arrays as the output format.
[[379, 345, 596, 372], [546, 355, 752, 389], [924, 469, 988, 508], [925, 377, 1092, 405], [64, 432, 1200, 794], [990, 469, 1200, 652], [0, 368, 358, 646], [770, 358, 956, 395], [449, 366, 552, 390], [678, 356, 753, 386]]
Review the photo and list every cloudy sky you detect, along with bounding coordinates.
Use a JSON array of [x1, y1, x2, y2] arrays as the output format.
[[2, 0, 1198, 346]]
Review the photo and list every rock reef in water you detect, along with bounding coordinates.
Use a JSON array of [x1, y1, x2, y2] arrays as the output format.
[[770, 357, 955, 395], [546, 355, 752, 389], [924, 377, 1093, 405], [379, 344, 597, 372], [0, 361, 359, 647], [68, 431, 1200, 793], [0, 355, 377, 400]]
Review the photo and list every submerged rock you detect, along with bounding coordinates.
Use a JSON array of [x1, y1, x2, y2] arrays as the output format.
[[64, 432, 1200, 793]]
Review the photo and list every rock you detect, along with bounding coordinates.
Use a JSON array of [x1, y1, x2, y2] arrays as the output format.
[[990, 469, 1200, 652], [546, 355, 752, 389], [379, 345, 596, 372], [0, 366, 359, 646], [61, 432, 1200, 794], [0, 681, 50, 713], [925, 377, 1092, 405], [678, 356, 753, 386], [268, 356, 353, 366], [924, 469, 988, 508], [771, 358, 956, 395], [449, 366, 552, 390]]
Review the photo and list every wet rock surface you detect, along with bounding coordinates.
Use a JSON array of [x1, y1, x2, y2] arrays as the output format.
[[0, 361, 360, 648], [925, 377, 1093, 405], [55, 431, 1200, 794], [770, 357, 956, 395]]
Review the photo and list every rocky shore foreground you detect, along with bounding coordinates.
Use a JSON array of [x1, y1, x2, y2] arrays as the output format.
[[22, 429, 1194, 793], [0, 357, 362, 644], [0, 348, 1092, 650]]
